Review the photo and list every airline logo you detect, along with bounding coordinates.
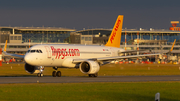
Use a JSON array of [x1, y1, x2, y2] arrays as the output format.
[[110, 19, 121, 43], [50, 46, 80, 59], [103, 49, 109, 51]]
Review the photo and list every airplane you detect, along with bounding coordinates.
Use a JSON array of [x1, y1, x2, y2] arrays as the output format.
[[3, 15, 168, 77]]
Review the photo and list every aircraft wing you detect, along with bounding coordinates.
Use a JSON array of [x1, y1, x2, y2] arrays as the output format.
[[73, 39, 176, 63], [2, 40, 25, 58], [97, 53, 160, 61], [2, 52, 25, 58], [72, 53, 160, 63], [120, 49, 147, 53]]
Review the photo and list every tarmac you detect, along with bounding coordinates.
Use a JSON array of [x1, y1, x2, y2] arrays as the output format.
[[0, 75, 180, 84]]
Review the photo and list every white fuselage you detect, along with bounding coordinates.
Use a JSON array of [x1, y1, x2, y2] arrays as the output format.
[[24, 44, 125, 67]]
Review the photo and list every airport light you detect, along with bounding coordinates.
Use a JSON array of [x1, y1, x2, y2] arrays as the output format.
[[137, 31, 139, 55], [155, 92, 160, 101]]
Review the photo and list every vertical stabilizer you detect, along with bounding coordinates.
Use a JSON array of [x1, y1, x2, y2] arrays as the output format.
[[105, 15, 123, 48], [3, 40, 7, 52], [170, 39, 176, 52]]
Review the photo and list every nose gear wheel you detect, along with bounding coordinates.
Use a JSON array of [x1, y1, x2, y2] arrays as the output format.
[[37, 73, 43, 77]]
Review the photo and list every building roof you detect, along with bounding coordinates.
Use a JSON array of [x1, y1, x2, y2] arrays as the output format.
[[76, 28, 180, 34], [124, 28, 180, 34], [0, 26, 76, 32]]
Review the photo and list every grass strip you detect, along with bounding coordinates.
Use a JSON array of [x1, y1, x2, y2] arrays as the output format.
[[0, 81, 179, 101], [0, 64, 180, 76]]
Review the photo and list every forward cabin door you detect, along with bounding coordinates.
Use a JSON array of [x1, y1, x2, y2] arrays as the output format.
[[45, 46, 51, 58], [44, 46, 54, 65]]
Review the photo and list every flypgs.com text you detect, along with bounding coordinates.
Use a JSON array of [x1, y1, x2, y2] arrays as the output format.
[[51, 46, 80, 59]]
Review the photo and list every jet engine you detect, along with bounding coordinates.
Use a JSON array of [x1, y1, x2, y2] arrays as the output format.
[[79, 60, 100, 74], [24, 63, 41, 74]]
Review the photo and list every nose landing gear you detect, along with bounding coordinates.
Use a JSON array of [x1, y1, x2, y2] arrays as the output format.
[[37, 73, 43, 77], [37, 66, 44, 77]]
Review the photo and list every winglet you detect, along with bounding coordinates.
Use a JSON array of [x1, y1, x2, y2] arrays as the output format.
[[105, 15, 124, 48], [170, 39, 176, 52], [3, 40, 8, 52]]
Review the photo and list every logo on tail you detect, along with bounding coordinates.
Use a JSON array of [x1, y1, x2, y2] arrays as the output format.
[[105, 15, 123, 48]]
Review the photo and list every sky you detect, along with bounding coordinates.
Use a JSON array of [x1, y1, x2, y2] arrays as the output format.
[[0, 0, 180, 30]]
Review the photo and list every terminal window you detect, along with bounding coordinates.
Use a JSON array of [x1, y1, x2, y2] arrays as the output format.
[[81, 37, 84, 40], [14, 36, 17, 40], [18, 36, 21, 40], [85, 37, 89, 41], [10, 36, 13, 40], [88, 37, 92, 41], [10, 35, 22, 40]]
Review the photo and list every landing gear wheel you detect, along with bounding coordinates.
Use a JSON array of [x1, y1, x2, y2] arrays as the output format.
[[56, 71, 61, 77], [37, 73, 40, 77], [52, 71, 56, 77], [88, 73, 98, 77], [37, 73, 43, 77], [88, 74, 93, 77], [93, 73, 98, 77]]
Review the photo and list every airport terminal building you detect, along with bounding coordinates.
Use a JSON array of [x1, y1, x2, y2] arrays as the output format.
[[1, 26, 180, 62], [0, 27, 75, 54], [0, 26, 75, 43]]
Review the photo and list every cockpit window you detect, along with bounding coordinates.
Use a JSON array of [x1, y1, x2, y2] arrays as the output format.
[[27, 49, 43, 53], [39, 50, 42, 53], [30, 50, 36, 53]]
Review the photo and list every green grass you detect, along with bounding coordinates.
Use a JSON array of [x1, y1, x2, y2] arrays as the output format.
[[0, 82, 180, 101], [0, 64, 180, 101], [0, 63, 180, 76]]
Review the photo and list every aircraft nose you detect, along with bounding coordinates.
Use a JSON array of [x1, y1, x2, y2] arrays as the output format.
[[24, 54, 32, 64]]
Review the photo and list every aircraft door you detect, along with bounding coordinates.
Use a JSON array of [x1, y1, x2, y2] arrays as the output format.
[[111, 48, 116, 56], [45, 46, 51, 58], [44, 46, 54, 65]]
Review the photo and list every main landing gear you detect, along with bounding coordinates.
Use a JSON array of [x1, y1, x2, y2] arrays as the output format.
[[88, 73, 98, 77], [52, 67, 61, 77]]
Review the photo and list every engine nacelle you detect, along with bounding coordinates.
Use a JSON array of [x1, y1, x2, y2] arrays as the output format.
[[79, 60, 100, 74], [24, 63, 41, 74]]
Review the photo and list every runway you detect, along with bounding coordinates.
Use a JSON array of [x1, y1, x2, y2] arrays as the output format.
[[0, 75, 180, 84]]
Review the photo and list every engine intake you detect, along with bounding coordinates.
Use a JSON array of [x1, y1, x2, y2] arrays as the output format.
[[24, 63, 41, 74], [80, 60, 100, 74]]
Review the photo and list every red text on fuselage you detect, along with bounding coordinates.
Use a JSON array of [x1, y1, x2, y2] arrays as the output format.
[[50, 46, 80, 59]]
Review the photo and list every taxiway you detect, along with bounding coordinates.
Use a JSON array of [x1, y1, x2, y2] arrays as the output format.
[[0, 75, 180, 84]]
